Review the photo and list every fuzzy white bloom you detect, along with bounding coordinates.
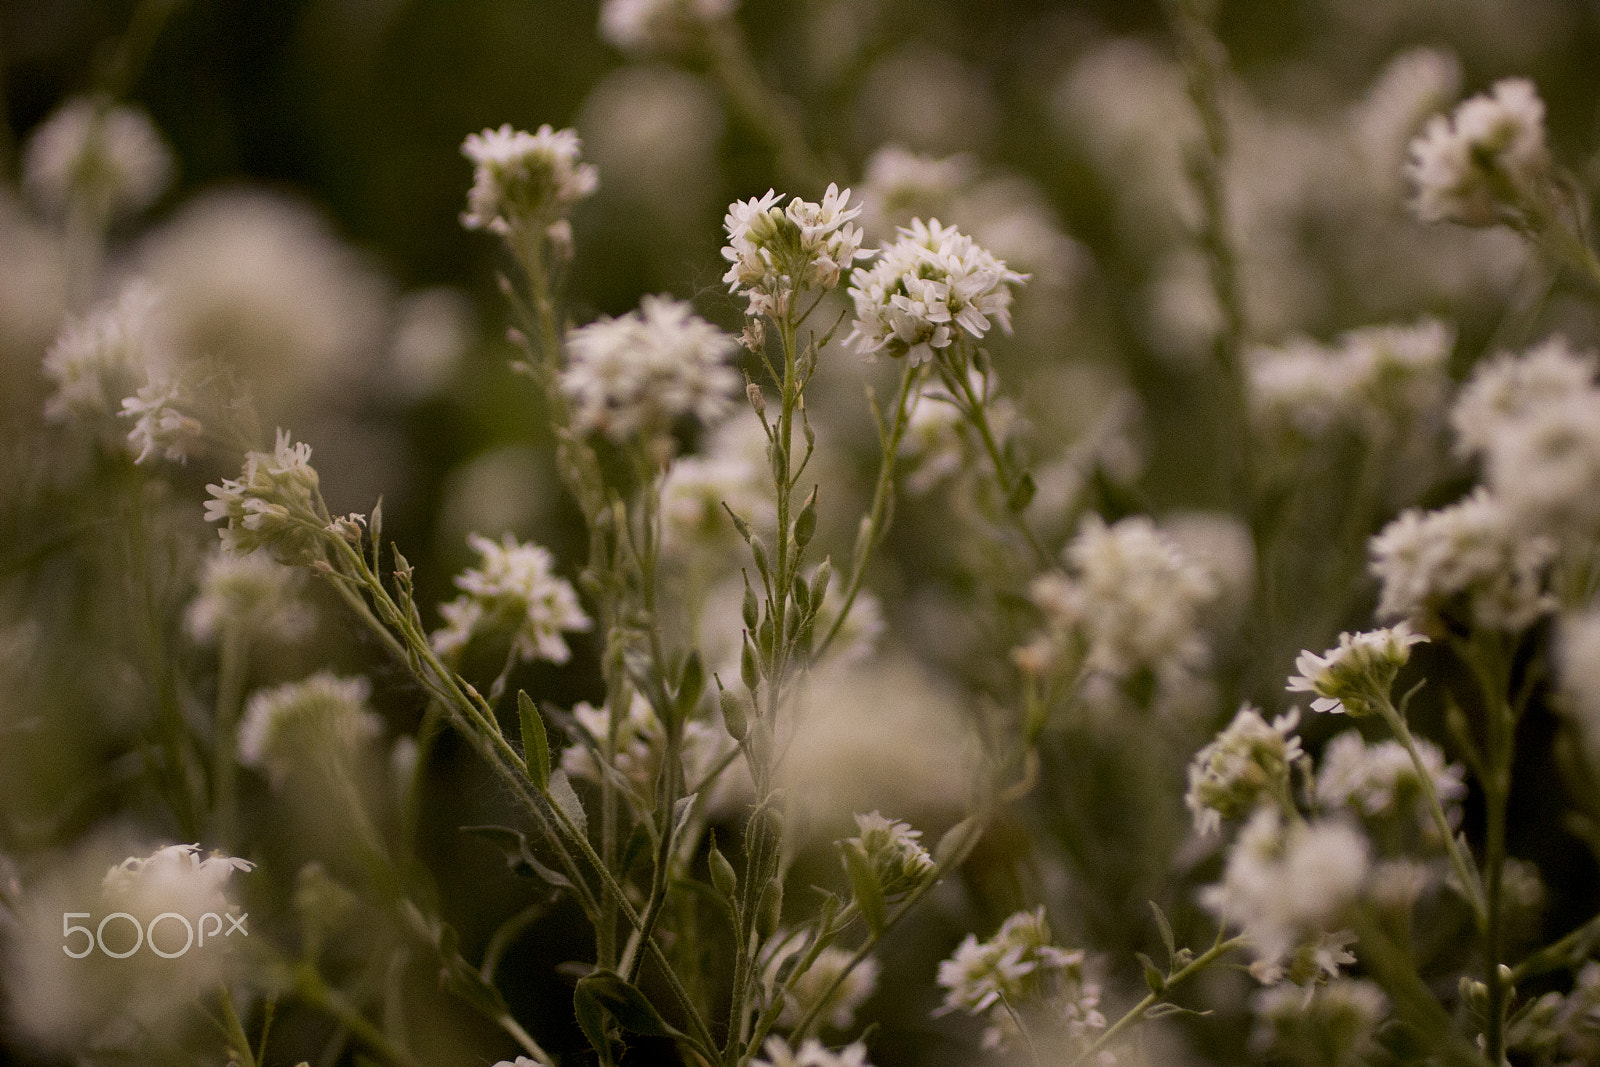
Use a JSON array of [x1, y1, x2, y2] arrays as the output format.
[[774, 946, 879, 1031], [722, 185, 867, 323], [184, 549, 313, 646], [560, 693, 662, 794], [203, 429, 324, 562], [936, 907, 1104, 1053], [1351, 48, 1463, 191], [816, 585, 885, 670], [1315, 730, 1466, 838], [600, 0, 735, 54], [857, 146, 975, 238], [1201, 807, 1370, 985], [751, 1036, 872, 1067], [23, 96, 173, 218], [1370, 488, 1557, 632], [843, 811, 936, 901], [43, 284, 167, 423], [102, 845, 254, 927], [661, 453, 769, 553], [1251, 979, 1388, 1061], [1024, 515, 1217, 683], [238, 672, 382, 784], [1450, 337, 1598, 459], [1287, 623, 1426, 717], [562, 295, 740, 443], [461, 124, 598, 238], [845, 218, 1027, 364], [1186, 706, 1304, 836], [432, 533, 590, 664], [1485, 392, 1600, 535], [121, 375, 204, 464], [1248, 339, 1362, 439], [1407, 78, 1549, 226], [1556, 608, 1600, 744]]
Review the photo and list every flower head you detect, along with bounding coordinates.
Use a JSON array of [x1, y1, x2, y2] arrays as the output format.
[[432, 534, 590, 664], [24, 96, 173, 219], [1286, 624, 1426, 717], [1450, 337, 1598, 459], [845, 219, 1027, 364], [772, 945, 879, 1031], [203, 429, 324, 563], [599, 0, 735, 55], [722, 185, 867, 323], [562, 295, 740, 444], [1186, 706, 1304, 835], [121, 375, 204, 465], [842, 812, 935, 901], [238, 672, 382, 785], [461, 124, 597, 240], [43, 284, 167, 424], [1407, 78, 1549, 226], [1315, 731, 1466, 845], [184, 548, 314, 646], [102, 844, 254, 927]]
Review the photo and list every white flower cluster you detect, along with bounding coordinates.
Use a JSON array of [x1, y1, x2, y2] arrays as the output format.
[[1316, 731, 1466, 841], [461, 124, 598, 241], [560, 694, 662, 794], [751, 1036, 872, 1067], [843, 812, 936, 900], [184, 548, 314, 647], [772, 945, 880, 1031], [562, 295, 740, 444], [1185, 706, 1304, 836], [203, 429, 324, 562], [1021, 515, 1217, 685], [936, 907, 1105, 1053], [1201, 807, 1369, 985], [1251, 979, 1388, 1062], [237, 672, 383, 784], [1247, 319, 1452, 441], [599, 0, 735, 55], [431, 533, 590, 664], [1450, 337, 1597, 460], [102, 844, 254, 925], [722, 185, 867, 323], [1407, 78, 1549, 226], [1370, 488, 1557, 633], [23, 96, 173, 218], [121, 375, 204, 465], [1286, 623, 1426, 717], [43, 285, 167, 424], [845, 219, 1027, 365]]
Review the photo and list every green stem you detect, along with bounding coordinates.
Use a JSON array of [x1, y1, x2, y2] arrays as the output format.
[[945, 354, 1052, 569], [218, 987, 257, 1067], [704, 19, 827, 190], [295, 965, 422, 1067], [212, 625, 247, 849]]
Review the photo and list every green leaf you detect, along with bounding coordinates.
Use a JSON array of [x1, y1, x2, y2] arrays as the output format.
[[576, 971, 683, 1038], [676, 653, 705, 722], [460, 825, 571, 889], [573, 978, 617, 1065], [933, 816, 978, 871], [517, 690, 550, 791], [1149, 900, 1177, 966], [841, 840, 886, 935], [1006, 471, 1037, 513], [1136, 952, 1165, 994], [548, 769, 588, 836]]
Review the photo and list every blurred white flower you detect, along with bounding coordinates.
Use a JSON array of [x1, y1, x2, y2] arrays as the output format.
[[385, 287, 474, 401], [563, 295, 740, 444], [1186, 706, 1303, 836], [752, 1036, 872, 1067], [770, 944, 879, 1031], [560, 693, 662, 795], [461, 124, 598, 242], [24, 96, 173, 219], [120, 374, 204, 465], [185, 548, 314, 647], [1251, 979, 1388, 1061], [1407, 78, 1549, 226], [1286, 623, 1426, 717], [432, 534, 590, 664], [238, 672, 382, 784], [1315, 730, 1465, 842], [1450, 337, 1597, 459], [1485, 391, 1600, 535], [43, 284, 168, 424], [600, 0, 735, 55], [1556, 608, 1600, 755]]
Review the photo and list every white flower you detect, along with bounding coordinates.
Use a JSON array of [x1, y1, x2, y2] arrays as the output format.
[[461, 124, 598, 238], [121, 375, 204, 464], [101, 844, 254, 927], [203, 429, 324, 562], [43, 284, 168, 423], [1315, 730, 1466, 842], [857, 145, 975, 238], [559, 693, 663, 794], [843, 812, 936, 901], [1370, 488, 1557, 632], [184, 549, 313, 646], [936, 907, 1104, 1053], [722, 185, 867, 321], [661, 453, 769, 553], [1351, 48, 1463, 191], [238, 673, 382, 784], [1286, 624, 1426, 717], [23, 96, 173, 218], [562, 295, 740, 443], [431, 534, 590, 664], [774, 946, 879, 1031], [1484, 392, 1600, 535], [845, 219, 1027, 364], [599, 0, 735, 55], [1407, 78, 1550, 226], [1186, 706, 1304, 836], [1201, 808, 1370, 985], [751, 1036, 872, 1067], [1251, 979, 1388, 1060], [1450, 337, 1598, 459]]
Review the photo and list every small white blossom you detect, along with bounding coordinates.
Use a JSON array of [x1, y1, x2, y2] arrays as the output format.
[[203, 429, 324, 562], [237, 672, 382, 784], [1201, 808, 1370, 986], [1370, 488, 1557, 633], [845, 218, 1027, 364], [1315, 730, 1466, 842], [461, 124, 598, 239], [661, 452, 769, 553], [857, 145, 975, 238], [722, 185, 867, 322], [1286, 623, 1426, 717], [23, 96, 173, 218], [121, 375, 204, 464], [843, 812, 935, 900], [599, 0, 735, 54], [1407, 78, 1549, 226], [562, 295, 740, 444], [559, 694, 662, 794], [184, 548, 313, 646], [1484, 392, 1600, 535], [1185, 706, 1304, 836], [43, 284, 167, 424], [102, 844, 254, 928], [773, 945, 879, 1031], [431, 534, 590, 664], [1450, 337, 1598, 459], [751, 1036, 872, 1067]]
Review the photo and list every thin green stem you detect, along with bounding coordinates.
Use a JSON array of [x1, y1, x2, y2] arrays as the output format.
[[218, 987, 257, 1067], [945, 355, 1052, 569], [294, 965, 422, 1067], [704, 19, 827, 190]]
